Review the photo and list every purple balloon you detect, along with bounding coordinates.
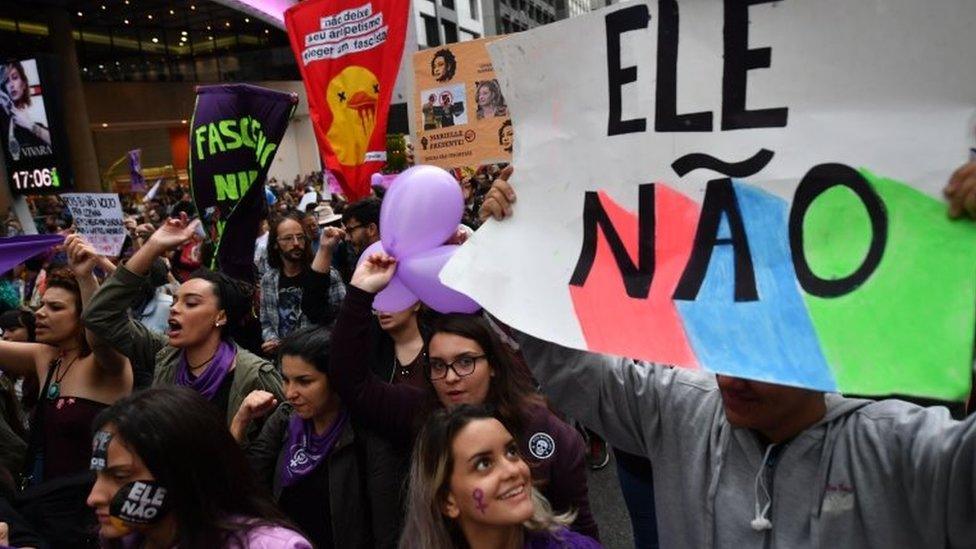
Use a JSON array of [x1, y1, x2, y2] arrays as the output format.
[[380, 165, 464, 258], [357, 242, 419, 313], [398, 245, 480, 314], [371, 172, 397, 189]]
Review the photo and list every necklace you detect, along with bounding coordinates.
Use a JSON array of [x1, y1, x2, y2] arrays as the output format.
[[189, 351, 217, 373], [47, 352, 80, 400]]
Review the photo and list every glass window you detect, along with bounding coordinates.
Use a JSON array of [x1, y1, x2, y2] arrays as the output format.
[[442, 20, 457, 44], [421, 14, 440, 47]]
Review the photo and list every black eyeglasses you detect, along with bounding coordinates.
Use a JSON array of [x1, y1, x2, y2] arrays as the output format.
[[428, 355, 485, 381], [344, 224, 365, 233]]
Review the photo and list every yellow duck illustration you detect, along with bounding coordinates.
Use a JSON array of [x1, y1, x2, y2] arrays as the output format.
[[326, 65, 380, 166]]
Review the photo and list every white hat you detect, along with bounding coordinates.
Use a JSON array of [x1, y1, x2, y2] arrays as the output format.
[[315, 204, 342, 226]]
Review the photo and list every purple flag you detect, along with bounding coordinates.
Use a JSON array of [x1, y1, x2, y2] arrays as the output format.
[[0, 234, 64, 275], [128, 149, 145, 193], [189, 84, 296, 282]]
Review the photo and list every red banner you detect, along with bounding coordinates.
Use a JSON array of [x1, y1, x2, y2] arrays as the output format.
[[285, 0, 408, 201]]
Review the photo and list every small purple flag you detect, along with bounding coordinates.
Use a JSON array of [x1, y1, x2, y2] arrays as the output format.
[[128, 149, 145, 193], [0, 234, 64, 275]]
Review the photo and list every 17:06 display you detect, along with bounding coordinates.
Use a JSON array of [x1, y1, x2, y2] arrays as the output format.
[[11, 167, 60, 191]]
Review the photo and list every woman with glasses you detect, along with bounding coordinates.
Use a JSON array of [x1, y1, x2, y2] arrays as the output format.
[[83, 213, 284, 444], [328, 252, 599, 540]]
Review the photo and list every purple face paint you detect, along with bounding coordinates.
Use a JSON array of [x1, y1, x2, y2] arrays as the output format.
[[472, 488, 488, 514]]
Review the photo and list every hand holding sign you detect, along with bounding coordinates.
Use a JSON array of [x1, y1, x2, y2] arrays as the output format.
[[946, 161, 976, 219], [479, 165, 515, 222]]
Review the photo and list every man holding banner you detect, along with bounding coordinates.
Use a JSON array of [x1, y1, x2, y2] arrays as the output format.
[[444, 0, 976, 546], [476, 161, 976, 548]]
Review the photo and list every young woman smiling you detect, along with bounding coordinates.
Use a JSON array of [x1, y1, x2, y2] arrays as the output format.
[[83, 213, 283, 443], [328, 253, 598, 539], [231, 326, 401, 548], [400, 406, 601, 549]]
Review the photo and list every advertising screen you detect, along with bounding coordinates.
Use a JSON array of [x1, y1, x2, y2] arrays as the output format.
[[1, 57, 71, 195]]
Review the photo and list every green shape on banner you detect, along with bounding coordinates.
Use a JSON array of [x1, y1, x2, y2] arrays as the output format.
[[802, 169, 976, 401]]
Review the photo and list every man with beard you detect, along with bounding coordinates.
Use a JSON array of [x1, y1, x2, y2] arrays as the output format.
[[259, 212, 345, 356]]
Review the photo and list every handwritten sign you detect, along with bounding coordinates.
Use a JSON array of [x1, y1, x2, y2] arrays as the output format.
[[63, 193, 126, 257], [443, 0, 976, 400]]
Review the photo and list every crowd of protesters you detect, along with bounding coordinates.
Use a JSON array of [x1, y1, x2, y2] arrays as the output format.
[[0, 157, 973, 549]]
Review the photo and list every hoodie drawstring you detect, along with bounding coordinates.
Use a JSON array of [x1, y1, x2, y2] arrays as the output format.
[[751, 443, 776, 532]]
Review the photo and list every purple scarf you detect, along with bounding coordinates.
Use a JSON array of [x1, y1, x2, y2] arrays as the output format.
[[175, 340, 236, 401], [279, 409, 349, 488]]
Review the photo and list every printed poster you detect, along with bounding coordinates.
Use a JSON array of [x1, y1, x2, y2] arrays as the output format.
[[413, 38, 512, 169]]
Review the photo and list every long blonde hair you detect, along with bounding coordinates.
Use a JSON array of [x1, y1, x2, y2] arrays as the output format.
[[399, 405, 575, 549]]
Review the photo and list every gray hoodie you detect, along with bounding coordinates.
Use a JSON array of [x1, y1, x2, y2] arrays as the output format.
[[515, 332, 976, 548]]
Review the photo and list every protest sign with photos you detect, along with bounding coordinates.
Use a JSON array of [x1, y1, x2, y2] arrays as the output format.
[[443, 0, 976, 400], [413, 38, 512, 169]]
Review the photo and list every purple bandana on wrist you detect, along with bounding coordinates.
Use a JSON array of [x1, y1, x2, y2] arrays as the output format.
[[175, 340, 236, 401], [279, 409, 349, 488]]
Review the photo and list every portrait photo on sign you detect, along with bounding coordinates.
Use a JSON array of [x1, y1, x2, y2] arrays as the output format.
[[475, 79, 508, 120], [430, 48, 458, 82], [0, 58, 53, 162], [420, 84, 468, 128], [497, 119, 514, 153]]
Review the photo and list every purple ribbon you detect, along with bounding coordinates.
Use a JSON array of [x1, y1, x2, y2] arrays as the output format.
[[175, 340, 236, 401], [279, 409, 349, 488]]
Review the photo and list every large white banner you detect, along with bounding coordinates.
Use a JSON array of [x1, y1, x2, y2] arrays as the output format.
[[442, 0, 976, 400]]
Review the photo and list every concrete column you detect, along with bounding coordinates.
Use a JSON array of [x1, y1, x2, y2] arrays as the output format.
[[48, 8, 101, 192]]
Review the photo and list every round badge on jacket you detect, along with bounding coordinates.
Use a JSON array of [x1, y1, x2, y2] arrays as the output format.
[[528, 432, 556, 460]]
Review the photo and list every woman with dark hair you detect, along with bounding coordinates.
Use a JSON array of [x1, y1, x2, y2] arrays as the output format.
[[329, 253, 599, 539], [0, 235, 131, 546], [230, 325, 401, 548], [498, 120, 514, 153], [86, 385, 311, 548], [430, 49, 458, 82], [401, 405, 600, 549], [83, 213, 284, 443]]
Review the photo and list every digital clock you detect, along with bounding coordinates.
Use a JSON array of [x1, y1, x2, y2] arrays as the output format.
[[10, 166, 60, 192]]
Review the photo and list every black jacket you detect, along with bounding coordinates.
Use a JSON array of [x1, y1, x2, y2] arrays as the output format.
[[244, 403, 402, 548]]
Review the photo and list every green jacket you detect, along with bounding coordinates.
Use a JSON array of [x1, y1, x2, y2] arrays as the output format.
[[82, 265, 284, 442]]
